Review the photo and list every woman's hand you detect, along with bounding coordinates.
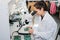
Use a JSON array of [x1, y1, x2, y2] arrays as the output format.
[[28, 26, 32, 29], [28, 28, 34, 34]]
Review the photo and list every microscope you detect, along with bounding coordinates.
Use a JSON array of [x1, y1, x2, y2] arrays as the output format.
[[9, 9, 37, 36]]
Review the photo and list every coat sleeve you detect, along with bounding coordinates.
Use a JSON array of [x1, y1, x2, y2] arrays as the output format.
[[33, 22, 57, 40]]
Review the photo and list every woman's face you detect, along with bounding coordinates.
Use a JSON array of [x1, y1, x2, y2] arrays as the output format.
[[34, 7, 44, 16]]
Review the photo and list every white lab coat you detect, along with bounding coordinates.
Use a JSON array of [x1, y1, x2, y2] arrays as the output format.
[[32, 11, 57, 40]]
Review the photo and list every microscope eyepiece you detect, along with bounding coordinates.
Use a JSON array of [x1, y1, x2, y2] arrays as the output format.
[[31, 11, 37, 16]]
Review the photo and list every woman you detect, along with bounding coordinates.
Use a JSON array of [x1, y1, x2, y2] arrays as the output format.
[[28, 1, 57, 40]]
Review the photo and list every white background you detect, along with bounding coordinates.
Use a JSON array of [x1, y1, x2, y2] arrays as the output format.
[[0, 0, 10, 40]]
